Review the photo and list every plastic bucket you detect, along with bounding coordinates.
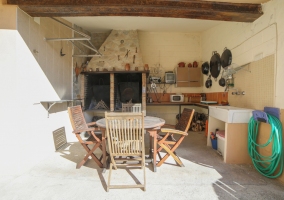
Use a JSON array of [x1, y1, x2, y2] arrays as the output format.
[[211, 138, 217, 150]]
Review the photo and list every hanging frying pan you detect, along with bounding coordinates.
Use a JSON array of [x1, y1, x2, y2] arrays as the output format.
[[205, 75, 212, 88], [210, 51, 221, 81], [201, 62, 210, 75], [221, 47, 232, 69], [218, 70, 226, 87]]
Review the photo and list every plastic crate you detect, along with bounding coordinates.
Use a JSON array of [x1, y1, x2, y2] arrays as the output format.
[[216, 131, 225, 156]]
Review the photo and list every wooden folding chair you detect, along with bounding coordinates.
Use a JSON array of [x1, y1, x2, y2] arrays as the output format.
[[68, 105, 104, 169], [122, 103, 141, 113], [105, 112, 146, 191], [156, 108, 195, 167]]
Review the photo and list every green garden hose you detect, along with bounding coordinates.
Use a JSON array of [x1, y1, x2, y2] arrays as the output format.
[[248, 114, 283, 178]]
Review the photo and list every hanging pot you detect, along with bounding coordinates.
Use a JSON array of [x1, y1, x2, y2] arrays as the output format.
[[201, 62, 210, 75], [193, 61, 198, 68], [221, 47, 232, 69], [218, 70, 226, 87], [219, 78, 226, 87], [205, 75, 212, 88], [210, 51, 221, 81]]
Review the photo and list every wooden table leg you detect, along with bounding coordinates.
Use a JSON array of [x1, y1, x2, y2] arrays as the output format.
[[148, 130, 157, 172], [101, 128, 107, 173]]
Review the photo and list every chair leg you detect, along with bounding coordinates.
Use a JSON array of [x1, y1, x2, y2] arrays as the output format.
[[143, 161, 146, 191], [157, 143, 184, 167], [107, 163, 113, 192], [78, 143, 103, 168]]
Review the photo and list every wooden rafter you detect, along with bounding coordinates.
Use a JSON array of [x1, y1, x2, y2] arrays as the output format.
[[7, 0, 263, 22]]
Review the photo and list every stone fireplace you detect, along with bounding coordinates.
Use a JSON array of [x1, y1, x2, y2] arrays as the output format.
[[80, 30, 147, 113]]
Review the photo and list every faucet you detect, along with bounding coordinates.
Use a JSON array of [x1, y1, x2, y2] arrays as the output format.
[[231, 88, 245, 95]]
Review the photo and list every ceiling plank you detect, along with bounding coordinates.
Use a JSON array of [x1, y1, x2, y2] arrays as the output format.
[[7, 0, 263, 22]]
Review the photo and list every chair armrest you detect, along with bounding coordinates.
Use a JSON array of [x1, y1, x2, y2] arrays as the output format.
[[161, 124, 175, 129], [87, 121, 97, 126], [160, 128, 188, 136], [72, 127, 96, 134]]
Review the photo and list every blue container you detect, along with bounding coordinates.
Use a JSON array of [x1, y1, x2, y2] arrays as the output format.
[[211, 138, 218, 150]]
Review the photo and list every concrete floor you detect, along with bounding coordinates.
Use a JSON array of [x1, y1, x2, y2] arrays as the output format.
[[1, 131, 284, 200]]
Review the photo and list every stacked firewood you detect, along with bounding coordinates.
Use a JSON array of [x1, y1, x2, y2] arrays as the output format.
[[190, 112, 208, 132]]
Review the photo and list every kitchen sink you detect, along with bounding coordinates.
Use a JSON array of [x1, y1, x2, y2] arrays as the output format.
[[209, 106, 253, 123]]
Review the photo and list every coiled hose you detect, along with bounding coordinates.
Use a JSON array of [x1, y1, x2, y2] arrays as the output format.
[[248, 113, 283, 178]]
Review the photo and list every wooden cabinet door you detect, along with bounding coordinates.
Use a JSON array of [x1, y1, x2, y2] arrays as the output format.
[[176, 67, 189, 87], [189, 68, 202, 87]]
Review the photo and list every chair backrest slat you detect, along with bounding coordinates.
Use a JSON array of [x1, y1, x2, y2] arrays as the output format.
[[175, 108, 195, 132], [68, 105, 88, 131], [105, 112, 144, 156], [122, 103, 142, 113]]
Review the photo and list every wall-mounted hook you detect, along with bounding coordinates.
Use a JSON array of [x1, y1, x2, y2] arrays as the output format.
[[60, 48, 66, 56]]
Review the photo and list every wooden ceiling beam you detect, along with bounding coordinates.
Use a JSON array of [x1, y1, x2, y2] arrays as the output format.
[[7, 0, 263, 22]]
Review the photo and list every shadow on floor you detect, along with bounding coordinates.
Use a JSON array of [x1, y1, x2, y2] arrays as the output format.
[[57, 142, 150, 192]]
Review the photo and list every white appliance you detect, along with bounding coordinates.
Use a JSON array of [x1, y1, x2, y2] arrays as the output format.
[[165, 72, 175, 83], [170, 95, 184, 102]]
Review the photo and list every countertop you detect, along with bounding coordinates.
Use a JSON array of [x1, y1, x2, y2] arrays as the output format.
[[146, 101, 219, 109]]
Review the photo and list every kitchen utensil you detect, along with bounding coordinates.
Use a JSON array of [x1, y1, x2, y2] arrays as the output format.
[[178, 62, 185, 67], [221, 47, 232, 69], [75, 62, 82, 83], [205, 75, 212, 88], [188, 63, 192, 68], [219, 77, 226, 87], [201, 62, 210, 75], [218, 70, 226, 87], [193, 61, 198, 68], [210, 51, 221, 81]]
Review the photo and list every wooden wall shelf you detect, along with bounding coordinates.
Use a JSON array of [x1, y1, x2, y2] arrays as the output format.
[[81, 70, 150, 75]]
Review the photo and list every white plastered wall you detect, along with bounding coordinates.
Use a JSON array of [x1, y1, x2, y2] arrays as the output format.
[[0, 6, 75, 181], [139, 32, 203, 124]]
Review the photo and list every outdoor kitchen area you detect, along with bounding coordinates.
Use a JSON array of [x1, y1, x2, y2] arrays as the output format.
[[1, 0, 284, 199]]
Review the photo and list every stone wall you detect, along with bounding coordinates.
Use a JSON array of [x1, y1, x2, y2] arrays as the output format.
[[91, 31, 111, 49], [88, 30, 144, 71]]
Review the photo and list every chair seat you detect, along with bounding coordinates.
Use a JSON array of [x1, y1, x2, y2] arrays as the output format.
[[157, 133, 176, 141], [85, 133, 102, 142]]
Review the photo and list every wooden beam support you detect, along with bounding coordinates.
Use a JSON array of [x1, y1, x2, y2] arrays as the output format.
[[7, 0, 263, 22]]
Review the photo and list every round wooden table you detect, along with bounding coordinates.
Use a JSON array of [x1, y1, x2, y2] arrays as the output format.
[[96, 116, 165, 172], [96, 115, 165, 129]]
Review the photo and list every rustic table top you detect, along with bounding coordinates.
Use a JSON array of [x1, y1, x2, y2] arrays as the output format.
[[96, 115, 165, 129]]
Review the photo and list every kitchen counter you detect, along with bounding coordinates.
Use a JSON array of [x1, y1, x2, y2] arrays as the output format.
[[146, 101, 218, 114]]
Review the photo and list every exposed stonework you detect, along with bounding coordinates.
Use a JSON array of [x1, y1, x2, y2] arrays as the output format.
[[91, 31, 111, 49], [88, 30, 144, 71]]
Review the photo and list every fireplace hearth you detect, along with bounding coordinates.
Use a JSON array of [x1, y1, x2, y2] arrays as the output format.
[[83, 71, 144, 111]]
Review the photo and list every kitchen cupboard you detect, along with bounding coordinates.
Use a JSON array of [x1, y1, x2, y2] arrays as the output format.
[[176, 67, 202, 87]]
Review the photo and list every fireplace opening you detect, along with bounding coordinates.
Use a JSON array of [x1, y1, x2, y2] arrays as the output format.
[[83, 72, 143, 111], [115, 73, 142, 111], [84, 74, 110, 111]]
